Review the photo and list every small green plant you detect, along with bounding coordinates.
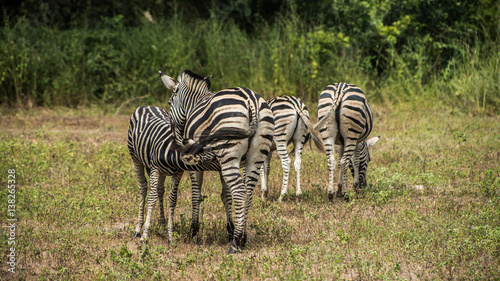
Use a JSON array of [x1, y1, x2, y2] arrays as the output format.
[[479, 169, 499, 197], [336, 229, 351, 244]]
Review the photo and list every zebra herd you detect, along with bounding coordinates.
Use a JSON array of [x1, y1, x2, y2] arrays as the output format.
[[127, 69, 379, 253]]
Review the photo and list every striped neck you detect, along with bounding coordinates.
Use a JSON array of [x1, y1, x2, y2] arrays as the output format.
[[169, 70, 215, 134]]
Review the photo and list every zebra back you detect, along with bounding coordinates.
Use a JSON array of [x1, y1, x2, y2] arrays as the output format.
[[161, 70, 268, 155], [268, 95, 324, 152], [127, 106, 220, 174], [127, 106, 172, 172], [316, 83, 373, 145]]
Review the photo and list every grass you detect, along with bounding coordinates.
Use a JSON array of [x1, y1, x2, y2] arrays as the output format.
[[0, 104, 499, 280]]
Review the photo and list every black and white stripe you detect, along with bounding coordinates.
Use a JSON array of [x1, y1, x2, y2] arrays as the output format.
[[347, 137, 379, 188], [127, 106, 234, 244], [315, 83, 379, 201], [260, 95, 324, 202], [160, 69, 274, 253]]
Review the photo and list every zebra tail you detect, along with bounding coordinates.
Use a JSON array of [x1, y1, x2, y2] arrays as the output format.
[[296, 106, 325, 153], [314, 104, 335, 132], [194, 98, 258, 148], [180, 100, 259, 164]]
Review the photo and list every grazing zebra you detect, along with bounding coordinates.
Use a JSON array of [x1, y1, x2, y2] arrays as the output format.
[[159, 69, 274, 253], [314, 83, 379, 202], [260, 95, 324, 202], [127, 106, 235, 244]]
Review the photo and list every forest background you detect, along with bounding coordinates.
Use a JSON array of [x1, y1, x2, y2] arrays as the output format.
[[1, 0, 498, 113]]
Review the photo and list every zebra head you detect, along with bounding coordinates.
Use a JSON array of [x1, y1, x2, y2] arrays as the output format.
[[159, 69, 212, 131], [351, 136, 380, 188]]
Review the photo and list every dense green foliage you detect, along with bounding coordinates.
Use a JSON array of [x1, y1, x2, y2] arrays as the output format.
[[1, 0, 499, 112]]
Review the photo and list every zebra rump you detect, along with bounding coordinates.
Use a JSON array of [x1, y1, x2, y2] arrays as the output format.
[[169, 101, 259, 165], [260, 95, 324, 202]]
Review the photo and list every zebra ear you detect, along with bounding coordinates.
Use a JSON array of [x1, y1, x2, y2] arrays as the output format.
[[366, 136, 380, 148], [159, 71, 179, 92]]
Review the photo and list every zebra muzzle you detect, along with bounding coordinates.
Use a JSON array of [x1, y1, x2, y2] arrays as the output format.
[[181, 154, 200, 165]]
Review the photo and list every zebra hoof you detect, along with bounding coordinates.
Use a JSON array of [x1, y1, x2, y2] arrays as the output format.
[[228, 246, 238, 254], [139, 240, 147, 244], [228, 233, 245, 253], [228, 242, 240, 254], [181, 154, 199, 165], [261, 191, 268, 201], [133, 232, 141, 238], [328, 193, 334, 202], [353, 181, 361, 190], [241, 233, 248, 248], [190, 222, 200, 238]]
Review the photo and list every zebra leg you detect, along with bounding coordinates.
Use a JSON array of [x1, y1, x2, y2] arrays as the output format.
[[336, 145, 345, 197], [340, 143, 356, 202], [323, 138, 336, 202], [277, 143, 291, 203], [220, 172, 234, 237], [293, 138, 305, 197], [157, 174, 167, 235], [167, 171, 183, 244], [140, 169, 161, 243], [260, 152, 272, 200], [352, 146, 361, 190], [189, 171, 203, 238], [241, 163, 262, 248], [133, 160, 148, 238], [242, 130, 273, 248], [220, 160, 247, 254]]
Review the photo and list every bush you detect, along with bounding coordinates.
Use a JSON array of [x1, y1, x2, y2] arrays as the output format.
[[0, 1, 498, 112]]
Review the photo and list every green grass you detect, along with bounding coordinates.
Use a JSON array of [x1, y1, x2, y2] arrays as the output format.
[[0, 105, 498, 280]]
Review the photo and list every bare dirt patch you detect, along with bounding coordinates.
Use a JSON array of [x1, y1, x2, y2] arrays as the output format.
[[1, 108, 130, 145]]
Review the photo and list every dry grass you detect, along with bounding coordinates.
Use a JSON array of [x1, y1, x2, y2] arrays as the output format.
[[0, 105, 499, 280]]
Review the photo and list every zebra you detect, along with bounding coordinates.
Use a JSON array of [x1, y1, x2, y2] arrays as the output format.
[[314, 83, 380, 202], [260, 95, 324, 202], [127, 105, 235, 244], [159, 69, 274, 253]]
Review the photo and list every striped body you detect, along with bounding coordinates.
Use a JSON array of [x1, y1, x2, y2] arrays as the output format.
[[127, 106, 234, 243], [260, 95, 324, 202], [160, 70, 274, 253], [315, 83, 378, 201]]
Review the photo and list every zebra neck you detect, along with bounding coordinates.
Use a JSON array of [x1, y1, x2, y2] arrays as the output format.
[[186, 91, 216, 114]]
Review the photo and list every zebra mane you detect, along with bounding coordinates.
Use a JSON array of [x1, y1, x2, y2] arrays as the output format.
[[168, 115, 185, 148], [178, 69, 212, 92]]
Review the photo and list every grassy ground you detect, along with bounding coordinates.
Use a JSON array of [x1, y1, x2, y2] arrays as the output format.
[[0, 105, 499, 280]]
